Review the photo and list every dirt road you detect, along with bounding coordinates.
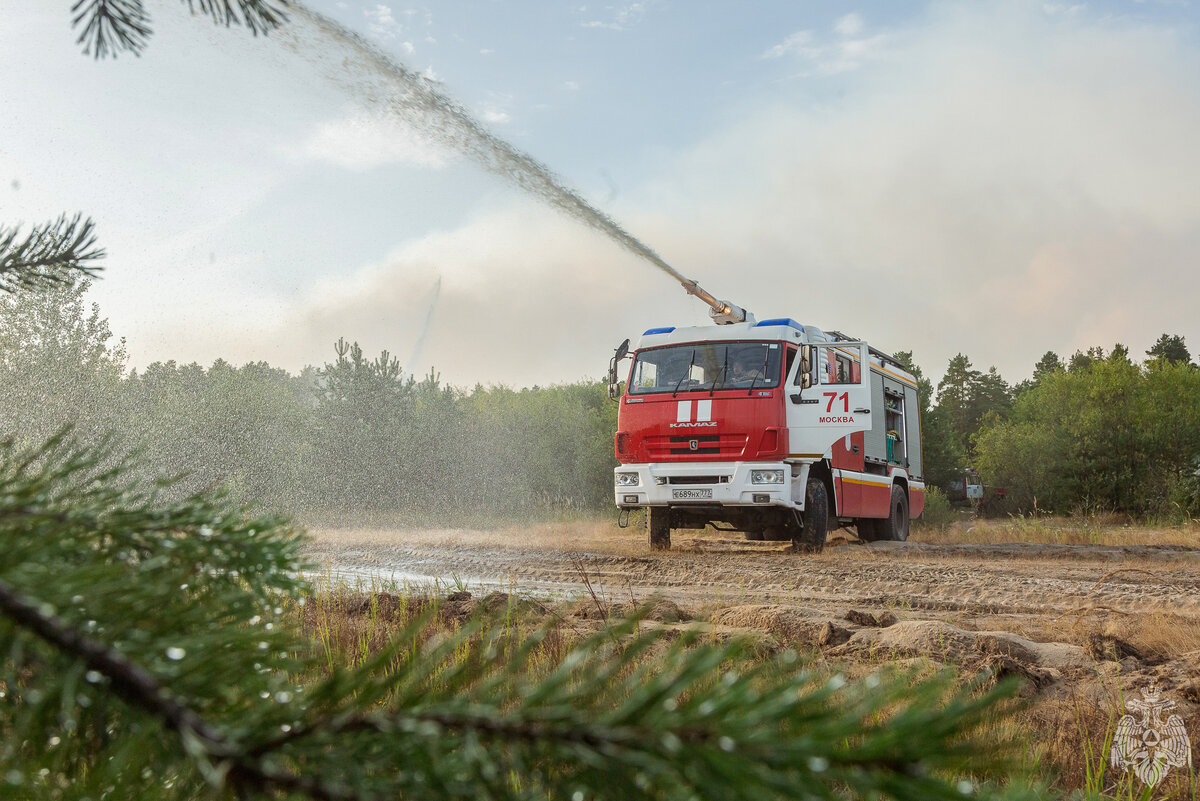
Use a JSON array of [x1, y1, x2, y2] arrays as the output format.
[[304, 522, 1200, 646]]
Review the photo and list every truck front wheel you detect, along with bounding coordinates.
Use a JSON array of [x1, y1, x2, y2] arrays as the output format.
[[793, 479, 828, 553], [648, 507, 671, 551]]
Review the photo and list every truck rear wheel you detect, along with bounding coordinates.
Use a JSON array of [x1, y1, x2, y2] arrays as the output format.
[[793, 479, 828, 553], [648, 507, 671, 551], [877, 485, 910, 541]]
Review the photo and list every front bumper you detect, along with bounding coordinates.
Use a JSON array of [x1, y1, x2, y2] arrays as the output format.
[[614, 461, 797, 509]]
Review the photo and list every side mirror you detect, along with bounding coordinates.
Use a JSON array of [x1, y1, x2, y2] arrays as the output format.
[[798, 345, 813, 389], [607, 339, 631, 401]]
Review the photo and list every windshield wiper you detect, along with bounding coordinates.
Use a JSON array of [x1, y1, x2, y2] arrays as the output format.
[[672, 350, 697, 397], [746, 349, 772, 396], [711, 348, 730, 396]]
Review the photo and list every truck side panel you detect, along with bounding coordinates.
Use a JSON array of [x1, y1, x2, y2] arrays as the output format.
[[863, 370, 888, 463], [904, 384, 923, 479]]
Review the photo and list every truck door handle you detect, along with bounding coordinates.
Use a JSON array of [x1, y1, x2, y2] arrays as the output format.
[[852, 445, 860, 454], [854, 408, 871, 414]]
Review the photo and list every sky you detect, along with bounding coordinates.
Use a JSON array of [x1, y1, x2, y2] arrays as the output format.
[[2, 0, 1199, 388]]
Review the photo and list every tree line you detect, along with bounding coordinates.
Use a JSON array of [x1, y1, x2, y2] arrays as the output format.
[[2, 278, 1197, 523], [0, 279, 617, 525], [900, 336, 1200, 520]]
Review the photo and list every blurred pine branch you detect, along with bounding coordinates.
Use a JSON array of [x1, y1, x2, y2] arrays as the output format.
[[70, 0, 289, 58], [0, 215, 104, 293]]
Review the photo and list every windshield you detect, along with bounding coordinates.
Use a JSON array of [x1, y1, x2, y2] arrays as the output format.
[[628, 341, 783, 395]]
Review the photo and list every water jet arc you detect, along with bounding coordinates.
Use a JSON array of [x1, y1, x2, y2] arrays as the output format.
[[289, 4, 747, 323]]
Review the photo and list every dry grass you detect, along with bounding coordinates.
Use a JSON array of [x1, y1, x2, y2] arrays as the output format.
[[1102, 610, 1200, 660], [295, 580, 576, 677], [913, 515, 1200, 548], [288, 582, 1200, 799], [1016, 686, 1200, 798]]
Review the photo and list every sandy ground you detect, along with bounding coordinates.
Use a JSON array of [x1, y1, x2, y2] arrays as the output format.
[[303, 521, 1200, 621], [303, 521, 1200, 662]]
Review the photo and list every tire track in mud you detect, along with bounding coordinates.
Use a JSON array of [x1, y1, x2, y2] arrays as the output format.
[[304, 530, 1200, 623]]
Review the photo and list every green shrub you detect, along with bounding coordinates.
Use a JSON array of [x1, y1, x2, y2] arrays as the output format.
[[918, 485, 957, 530]]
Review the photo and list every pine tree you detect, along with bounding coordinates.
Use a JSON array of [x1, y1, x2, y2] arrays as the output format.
[[935, 354, 979, 457], [1031, 351, 1063, 383], [1067, 346, 1105, 373], [892, 350, 964, 489], [1145, 333, 1193, 367], [70, 0, 288, 58], [0, 215, 103, 293]]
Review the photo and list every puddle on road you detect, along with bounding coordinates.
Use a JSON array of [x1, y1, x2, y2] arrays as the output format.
[[307, 564, 609, 602]]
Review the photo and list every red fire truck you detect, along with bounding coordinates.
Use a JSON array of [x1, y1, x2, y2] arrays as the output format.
[[608, 287, 924, 552]]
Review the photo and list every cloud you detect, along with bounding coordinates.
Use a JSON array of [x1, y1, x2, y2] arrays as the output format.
[[1042, 3, 1087, 15], [364, 4, 401, 39], [676, 5, 1200, 380], [834, 12, 864, 37], [283, 110, 448, 170], [478, 91, 515, 125], [580, 2, 646, 31], [143, 201, 679, 385], [762, 30, 813, 60], [763, 14, 887, 74]]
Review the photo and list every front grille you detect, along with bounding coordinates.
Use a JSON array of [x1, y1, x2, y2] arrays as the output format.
[[668, 475, 731, 485], [645, 433, 749, 460]]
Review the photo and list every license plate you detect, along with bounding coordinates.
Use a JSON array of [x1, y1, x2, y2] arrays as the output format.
[[672, 488, 712, 500]]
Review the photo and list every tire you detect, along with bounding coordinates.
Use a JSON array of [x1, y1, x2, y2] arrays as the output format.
[[793, 479, 828, 553], [648, 507, 671, 551], [877, 485, 910, 541]]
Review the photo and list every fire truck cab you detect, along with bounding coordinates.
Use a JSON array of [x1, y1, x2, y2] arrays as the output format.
[[611, 318, 925, 551]]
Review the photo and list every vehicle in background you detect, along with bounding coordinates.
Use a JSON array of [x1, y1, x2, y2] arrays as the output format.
[[946, 468, 1008, 514]]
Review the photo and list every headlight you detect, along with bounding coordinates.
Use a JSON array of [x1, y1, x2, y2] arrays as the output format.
[[750, 469, 785, 485], [616, 472, 641, 487]]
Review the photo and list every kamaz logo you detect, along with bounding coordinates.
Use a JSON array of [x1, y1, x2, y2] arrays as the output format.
[[669, 400, 717, 429]]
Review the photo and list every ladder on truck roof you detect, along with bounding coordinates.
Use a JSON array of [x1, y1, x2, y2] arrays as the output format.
[[823, 330, 910, 373]]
